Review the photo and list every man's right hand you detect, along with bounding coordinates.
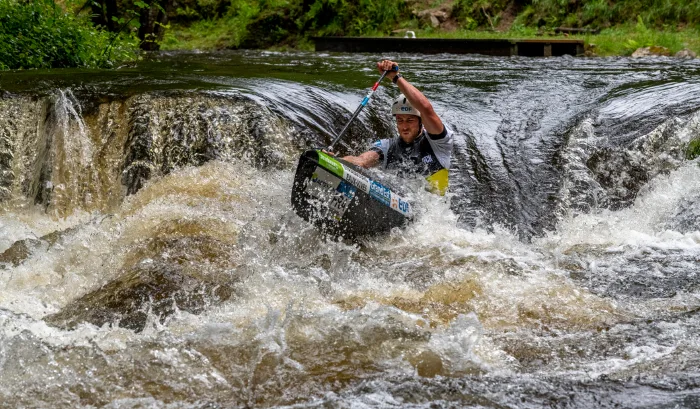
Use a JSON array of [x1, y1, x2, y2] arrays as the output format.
[[340, 151, 381, 169]]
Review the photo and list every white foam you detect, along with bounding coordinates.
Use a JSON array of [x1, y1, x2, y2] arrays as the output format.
[[542, 161, 700, 250]]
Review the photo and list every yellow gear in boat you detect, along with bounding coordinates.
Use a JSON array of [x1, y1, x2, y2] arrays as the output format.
[[426, 168, 449, 195]]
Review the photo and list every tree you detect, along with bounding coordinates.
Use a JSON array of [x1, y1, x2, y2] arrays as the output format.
[[88, 0, 173, 51]]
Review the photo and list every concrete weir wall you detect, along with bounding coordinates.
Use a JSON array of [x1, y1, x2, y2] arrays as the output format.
[[313, 37, 585, 57]]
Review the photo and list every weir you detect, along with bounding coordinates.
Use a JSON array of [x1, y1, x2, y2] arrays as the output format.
[[313, 36, 585, 57]]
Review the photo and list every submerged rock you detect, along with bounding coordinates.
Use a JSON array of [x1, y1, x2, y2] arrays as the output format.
[[585, 148, 649, 209], [0, 239, 41, 267], [584, 117, 691, 210], [0, 228, 73, 268], [665, 194, 700, 234], [46, 234, 241, 332], [45, 260, 236, 332], [688, 139, 700, 160]]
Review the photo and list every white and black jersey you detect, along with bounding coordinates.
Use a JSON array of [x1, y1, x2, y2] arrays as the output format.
[[370, 127, 453, 176]]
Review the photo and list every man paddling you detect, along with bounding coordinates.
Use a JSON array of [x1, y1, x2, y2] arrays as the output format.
[[340, 60, 453, 194]]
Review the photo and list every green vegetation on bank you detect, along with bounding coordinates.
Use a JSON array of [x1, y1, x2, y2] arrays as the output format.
[[0, 0, 138, 70], [415, 19, 700, 56], [452, 0, 700, 29], [163, 0, 411, 50], [2, 0, 700, 70], [160, 0, 700, 56]]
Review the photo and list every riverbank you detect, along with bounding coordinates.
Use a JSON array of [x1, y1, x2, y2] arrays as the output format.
[[156, 0, 700, 57], [161, 23, 700, 58], [1, 0, 699, 71]]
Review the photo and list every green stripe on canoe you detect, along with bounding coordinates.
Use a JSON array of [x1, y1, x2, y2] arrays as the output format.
[[317, 151, 345, 178]]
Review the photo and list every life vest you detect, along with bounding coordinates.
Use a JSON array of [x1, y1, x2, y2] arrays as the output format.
[[371, 128, 453, 195]]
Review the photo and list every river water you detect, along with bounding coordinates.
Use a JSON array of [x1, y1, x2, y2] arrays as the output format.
[[0, 51, 699, 408]]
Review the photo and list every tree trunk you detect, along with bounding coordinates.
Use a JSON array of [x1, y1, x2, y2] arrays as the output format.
[[90, 0, 119, 31], [138, 0, 173, 51]]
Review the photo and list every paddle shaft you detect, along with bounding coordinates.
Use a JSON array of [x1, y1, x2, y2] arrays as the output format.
[[327, 69, 393, 151]]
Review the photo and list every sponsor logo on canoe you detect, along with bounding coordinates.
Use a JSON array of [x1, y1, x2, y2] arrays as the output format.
[[390, 193, 410, 215], [309, 167, 341, 190], [337, 180, 357, 199], [306, 167, 352, 220], [343, 168, 370, 193], [327, 193, 352, 219], [318, 152, 345, 178], [369, 181, 391, 206]]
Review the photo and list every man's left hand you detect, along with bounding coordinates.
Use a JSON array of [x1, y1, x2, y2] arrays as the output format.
[[377, 60, 398, 80]]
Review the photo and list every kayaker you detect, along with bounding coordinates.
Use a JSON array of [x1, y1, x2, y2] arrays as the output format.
[[340, 60, 453, 194]]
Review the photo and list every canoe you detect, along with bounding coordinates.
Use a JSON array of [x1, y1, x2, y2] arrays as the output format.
[[291, 149, 412, 237]]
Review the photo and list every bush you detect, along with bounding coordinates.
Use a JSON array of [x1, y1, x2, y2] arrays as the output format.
[[0, 0, 138, 70], [301, 0, 407, 36], [512, 0, 700, 29], [452, 0, 511, 29], [164, 0, 414, 50]]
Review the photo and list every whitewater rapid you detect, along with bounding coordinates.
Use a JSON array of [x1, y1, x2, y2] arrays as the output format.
[[0, 51, 698, 408]]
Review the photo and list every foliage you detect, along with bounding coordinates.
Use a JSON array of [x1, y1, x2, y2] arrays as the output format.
[[163, 0, 259, 49], [583, 26, 696, 56], [299, 0, 407, 36], [450, 0, 512, 30], [512, 0, 700, 29], [158, 0, 700, 54], [0, 0, 138, 69], [164, 0, 413, 49]]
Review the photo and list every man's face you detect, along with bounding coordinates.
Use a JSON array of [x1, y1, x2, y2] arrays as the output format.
[[395, 114, 421, 143]]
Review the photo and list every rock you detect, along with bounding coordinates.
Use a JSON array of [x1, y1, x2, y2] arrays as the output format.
[[0, 239, 41, 267], [408, 350, 444, 378], [416, 9, 448, 21], [688, 139, 700, 160], [631, 46, 671, 58], [584, 43, 598, 57], [45, 234, 241, 332], [0, 228, 72, 268], [46, 260, 236, 332], [429, 14, 440, 28], [415, 7, 451, 28], [586, 148, 649, 210], [675, 49, 697, 59], [664, 194, 700, 233]]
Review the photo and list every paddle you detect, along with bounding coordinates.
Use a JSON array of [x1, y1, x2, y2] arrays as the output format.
[[326, 67, 396, 152]]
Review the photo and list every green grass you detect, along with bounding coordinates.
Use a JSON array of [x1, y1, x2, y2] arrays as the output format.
[[583, 27, 700, 56], [164, 19, 700, 57], [161, 18, 245, 50], [160, 0, 700, 56]]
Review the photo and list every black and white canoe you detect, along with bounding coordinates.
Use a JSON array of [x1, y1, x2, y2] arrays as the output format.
[[291, 149, 412, 237]]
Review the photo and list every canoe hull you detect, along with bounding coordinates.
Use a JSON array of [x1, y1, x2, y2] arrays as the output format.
[[291, 150, 411, 237]]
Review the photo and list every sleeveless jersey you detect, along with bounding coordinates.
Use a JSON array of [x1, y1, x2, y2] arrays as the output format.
[[370, 128, 453, 176]]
